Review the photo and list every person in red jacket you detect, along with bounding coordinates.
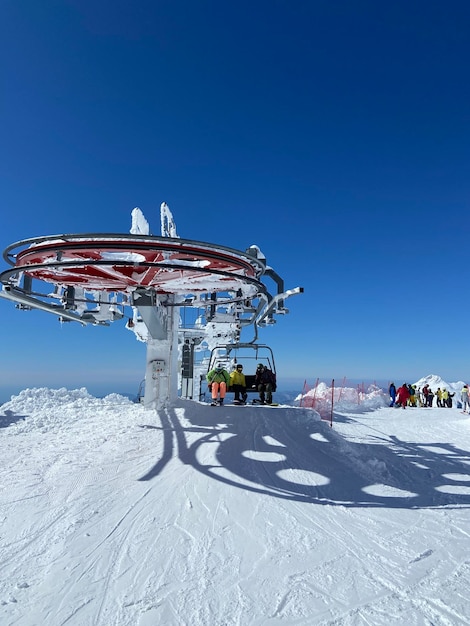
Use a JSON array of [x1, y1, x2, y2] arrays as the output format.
[[422, 384, 429, 406], [396, 383, 411, 409]]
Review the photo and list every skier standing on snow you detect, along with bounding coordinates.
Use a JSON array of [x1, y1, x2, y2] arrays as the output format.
[[441, 388, 449, 407], [461, 384, 470, 412], [408, 384, 417, 407], [395, 383, 410, 409], [427, 388, 434, 407], [207, 364, 230, 406], [447, 390, 455, 408], [389, 382, 397, 407]]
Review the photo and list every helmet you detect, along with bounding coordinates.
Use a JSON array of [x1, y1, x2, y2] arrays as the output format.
[[215, 364, 223, 371], [236, 364, 243, 370], [257, 363, 264, 369]]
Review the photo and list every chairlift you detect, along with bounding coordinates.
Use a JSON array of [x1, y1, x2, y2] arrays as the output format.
[[207, 343, 276, 392]]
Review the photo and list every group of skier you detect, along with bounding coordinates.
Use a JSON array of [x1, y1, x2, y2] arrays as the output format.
[[206, 362, 276, 406], [389, 382, 457, 408]]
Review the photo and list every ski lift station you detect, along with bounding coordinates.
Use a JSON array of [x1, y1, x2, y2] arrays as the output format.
[[0, 203, 303, 408]]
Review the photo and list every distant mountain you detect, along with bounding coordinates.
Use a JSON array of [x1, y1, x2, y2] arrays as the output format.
[[414, 374, 465, 392]]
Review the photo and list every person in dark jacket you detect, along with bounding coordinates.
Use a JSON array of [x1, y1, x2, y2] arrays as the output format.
[[427, 388, 434, 407], [389, 383, 397, 407], [253, 363, 276, 404], [448, 392, 455, 408], [408, 384, 417, 407]]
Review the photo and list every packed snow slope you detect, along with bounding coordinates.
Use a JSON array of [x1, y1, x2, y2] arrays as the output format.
[[1, 387, 470, 625]]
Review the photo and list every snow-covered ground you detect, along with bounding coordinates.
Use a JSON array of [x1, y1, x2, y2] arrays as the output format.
[[1, 385, 470, 625]]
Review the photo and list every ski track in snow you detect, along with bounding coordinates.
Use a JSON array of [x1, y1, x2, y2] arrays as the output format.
[[1, 390, 470, 625]]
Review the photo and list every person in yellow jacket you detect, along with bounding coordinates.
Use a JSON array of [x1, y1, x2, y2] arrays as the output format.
[[229, 364, 248, 404], [441, 388, 449, 407]]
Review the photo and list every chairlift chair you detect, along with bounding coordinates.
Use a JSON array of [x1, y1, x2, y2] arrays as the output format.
[[206, 343, 276, 397]]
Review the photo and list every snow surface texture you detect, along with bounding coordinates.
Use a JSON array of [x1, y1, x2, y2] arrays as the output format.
[[1, 382, 470, 625]]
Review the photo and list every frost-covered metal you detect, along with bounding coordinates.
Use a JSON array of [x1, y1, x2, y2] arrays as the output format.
[[0, 203, 302, 408]]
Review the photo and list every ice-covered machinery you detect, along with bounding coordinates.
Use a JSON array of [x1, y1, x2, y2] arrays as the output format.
[[0, 203, 302, 408]]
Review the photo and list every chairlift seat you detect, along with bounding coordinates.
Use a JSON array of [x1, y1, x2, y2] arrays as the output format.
[[228, 374, 257, 393]]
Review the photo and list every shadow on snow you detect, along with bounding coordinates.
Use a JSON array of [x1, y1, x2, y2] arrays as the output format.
[[137, 402, 470, 510], [0, 409, 26, 428]]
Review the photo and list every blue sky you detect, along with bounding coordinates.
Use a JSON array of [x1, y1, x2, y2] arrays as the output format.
[[1, 0, 470, 400]]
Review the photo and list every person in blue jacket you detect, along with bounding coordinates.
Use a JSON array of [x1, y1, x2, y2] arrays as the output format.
[[389, 382, 397, 407]]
